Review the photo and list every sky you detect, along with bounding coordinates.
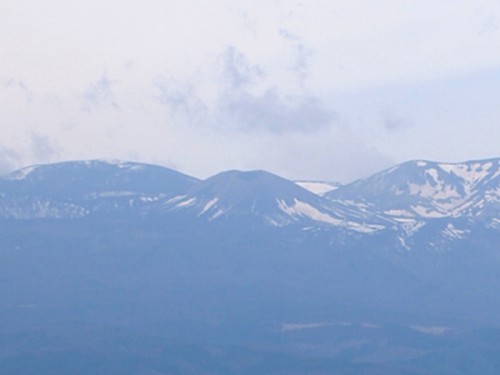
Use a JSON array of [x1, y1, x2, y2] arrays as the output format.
[[1, 0, 500, 182]]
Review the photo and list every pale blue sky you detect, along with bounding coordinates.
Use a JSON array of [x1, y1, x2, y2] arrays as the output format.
[[1, 0, 499, 181]]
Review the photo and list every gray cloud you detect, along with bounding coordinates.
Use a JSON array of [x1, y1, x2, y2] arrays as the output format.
[[157, 47, 334, 134], [81, 75, 119, 112], [381, 109, 412, 131], [29, 132, 61, 161], [216, 89, 334, 133], [156, 78, 209, 126], [279, 29, 313, 87], [220, 46, 264, 90]]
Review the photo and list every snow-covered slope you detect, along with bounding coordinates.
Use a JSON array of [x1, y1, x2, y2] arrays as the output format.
[[322, 158, 500, 245], [326, 158, 499, 221], [162, 170, 385, 233]]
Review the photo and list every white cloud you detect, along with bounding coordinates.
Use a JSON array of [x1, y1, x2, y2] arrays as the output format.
[[0, 1, 498, 180]]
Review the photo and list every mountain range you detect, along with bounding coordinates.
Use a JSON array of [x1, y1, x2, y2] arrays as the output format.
[[1, 157, 498, 241], [0, 157, 499, 374]]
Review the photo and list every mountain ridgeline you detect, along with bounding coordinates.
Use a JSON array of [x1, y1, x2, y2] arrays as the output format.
[[0, 158, 499, 374], [1, 158, 498, 239]]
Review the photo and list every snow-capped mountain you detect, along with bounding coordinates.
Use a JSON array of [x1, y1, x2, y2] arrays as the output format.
[[0, 159, 199, 218], [326, 158, 499, 222], [0, 157, 497, 244], [1, 157, 500, 373], [2, 159, 199, 197], [161, 170, 385, 233]]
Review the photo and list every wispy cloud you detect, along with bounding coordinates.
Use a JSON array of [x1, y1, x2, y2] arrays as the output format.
[[381, 109, 412, 131], [157, 47, 334, 134], [29, 132, 60, 161], [0, 145, 20, 175], [279, 29, 313, 87], [81, 75, 119, 112], [220, 46, 264, 90], [3, 79, 33, 104], [155, 77, 209, 126], [0, 1, 497, 180]]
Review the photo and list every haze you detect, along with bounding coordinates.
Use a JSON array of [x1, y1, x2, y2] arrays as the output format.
[[1, 0, 500, 181]]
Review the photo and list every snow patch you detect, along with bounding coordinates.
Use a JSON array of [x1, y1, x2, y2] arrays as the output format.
[[176, 197, 196, 207], [199, 198, 218, 215], [411, 205, 447, 218], [399, 220, 426, 235], [278, 199, 343, 225], [295, 181, 339, 196], [281, 322, 334, 332], [408, 182, 461, 200], [0, 199, 88, 219], [164, 195, 186, 204], [398, 236, 410, 251], [209, 209, 226, 221], [439, 162, 493, 184], [384, 209, 413, 217], [277, 199, 384, 233], [410, 326, 451, 335], [425, 168, 439, 181], [489, 218, 500, 228], [94, 159, 128, 167], [89, 191, 136, 198], [139, 196, 161, 202], [5, 166, 37, 180], [345, 221, 385, 233], [443, 223, 469, 239]]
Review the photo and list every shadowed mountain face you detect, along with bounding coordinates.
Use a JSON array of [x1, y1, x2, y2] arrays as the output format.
[[2, 159, 199, 196], [0, 158, 498, 374], [161, 169, 387, 232], [0, 160, 199, 218]]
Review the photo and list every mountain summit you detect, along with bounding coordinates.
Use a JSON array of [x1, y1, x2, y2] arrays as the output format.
[[162, 169, 385, 232], [0, 159, 199, 219], [327, 158, 500, 222]]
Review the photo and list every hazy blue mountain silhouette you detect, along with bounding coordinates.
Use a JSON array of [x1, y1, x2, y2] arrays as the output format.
[[0, 157, 498, 374]]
